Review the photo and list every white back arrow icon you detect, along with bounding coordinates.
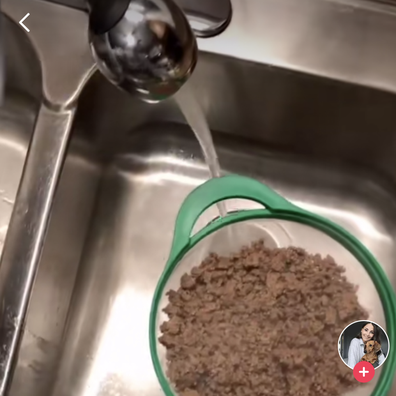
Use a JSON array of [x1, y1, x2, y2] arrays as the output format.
[[19, 13, 30, 32]]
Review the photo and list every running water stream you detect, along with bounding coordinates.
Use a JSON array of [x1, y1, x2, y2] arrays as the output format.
[[175, 86, 227, 217], [175, 87, 293, 249]]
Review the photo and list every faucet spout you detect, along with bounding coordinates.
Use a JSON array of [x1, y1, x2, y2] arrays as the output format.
[[88, 0, 198, 102]]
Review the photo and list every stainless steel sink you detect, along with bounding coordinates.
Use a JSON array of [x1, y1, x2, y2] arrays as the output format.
[[0, 13, 41, 251], [3, 0, 396, 395]]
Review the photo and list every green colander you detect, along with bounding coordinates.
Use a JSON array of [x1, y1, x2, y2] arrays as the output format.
[[149, 174, 396, 396]]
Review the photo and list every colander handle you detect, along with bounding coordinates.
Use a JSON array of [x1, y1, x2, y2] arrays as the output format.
[[168, 174, 298, 262]]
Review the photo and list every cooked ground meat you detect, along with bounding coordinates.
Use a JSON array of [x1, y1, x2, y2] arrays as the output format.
[[159, 240, 368, 396]]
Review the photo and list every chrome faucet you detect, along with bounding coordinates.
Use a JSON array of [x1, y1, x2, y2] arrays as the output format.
[[88, 0, 198, 102], [87, 0, 232, 101]]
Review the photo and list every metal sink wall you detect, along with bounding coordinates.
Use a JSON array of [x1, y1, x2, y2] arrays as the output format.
[[3, 0, 396, 396], [0, 14, 41, 251], [0, 14, 42, 396]]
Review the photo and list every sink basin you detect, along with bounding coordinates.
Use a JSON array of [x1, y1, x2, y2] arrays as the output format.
[[15, 54, 396, 396], [3, 0, 396, 395], [46, 56, 396, 396]]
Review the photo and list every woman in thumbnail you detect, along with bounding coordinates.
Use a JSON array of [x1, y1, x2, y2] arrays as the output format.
[[347, 322, 385, 369]]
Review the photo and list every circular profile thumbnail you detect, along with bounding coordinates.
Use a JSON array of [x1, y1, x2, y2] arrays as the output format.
[[338, 320, 390, 371]]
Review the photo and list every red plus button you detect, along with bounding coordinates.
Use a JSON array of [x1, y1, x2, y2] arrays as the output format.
[[353, 361, 375, 383]]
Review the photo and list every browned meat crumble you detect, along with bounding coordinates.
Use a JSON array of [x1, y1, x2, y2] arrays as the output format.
[[159, 240, 367, 396]]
